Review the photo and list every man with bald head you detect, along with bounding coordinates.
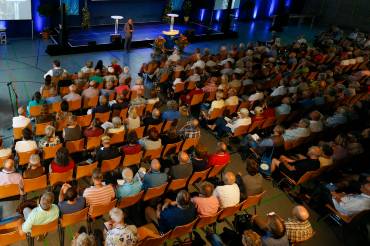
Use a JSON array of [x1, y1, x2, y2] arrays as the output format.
[[12, 106, 31, 128], [143, 159, 168, 190], [285, 205, 313, 242], [213, 171, 240, 208], [143, 108, 162, 126], [208, 141, 231, 167], [168, 151, 193, 179], [178, 118, 201, 139], [0, 159, 24, 194]]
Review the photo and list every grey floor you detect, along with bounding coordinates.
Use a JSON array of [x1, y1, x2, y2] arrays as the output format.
[[0, 21, 344, 245]]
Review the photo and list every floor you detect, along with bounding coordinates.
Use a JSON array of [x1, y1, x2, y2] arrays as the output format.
[[0, 20, 344, 245]]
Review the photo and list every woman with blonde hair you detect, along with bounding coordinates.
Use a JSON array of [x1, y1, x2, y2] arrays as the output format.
[[108, 117, 125, 134], [39, 125, 60, 148], [126, 107, 140, 130]]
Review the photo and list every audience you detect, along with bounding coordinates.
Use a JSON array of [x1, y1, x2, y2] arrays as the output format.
[[50, 147, 75, 173], [0, 159, 24, 194], [96, 135, 120, 165], [58, 183, 86, 215], [116, 168, 143, 199], [213, 171, 240, 208], [14, 128, 37, 153], [142, 159, 168, 190], [191, 182, 219, 217], [168, 151, 193, 179], [12, 106, 31, 129], [105, 208, 138, 246], [83, 168, 115, 207]]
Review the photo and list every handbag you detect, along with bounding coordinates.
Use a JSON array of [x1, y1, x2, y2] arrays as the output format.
[[259, 147, 274, 177]]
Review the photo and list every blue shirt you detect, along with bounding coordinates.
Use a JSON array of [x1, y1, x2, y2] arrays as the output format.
[[158, 203, 197, 233], [116, 180, 142, 199], [45, 96, 62, 104], [142, 171, 167, 190], [162, 110, 181, 121], [58, 196, 86, 215], [27, 99, 46, 116], [275, 104, 291, 116]]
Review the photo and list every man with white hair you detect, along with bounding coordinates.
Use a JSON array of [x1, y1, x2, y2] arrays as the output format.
[[0, 159, 24, 194], [169, 151, 193, 179], [63, 84, 81, 102], [283, 119, 311, 141], [82, 80, 99, 100], [208, 108, 251, 137], [191, 53, 205, 70], [213, 171, 240, 208], [325, 107, 348, 127], [116, 168, 142, 199], [285, 205, 313, 242], [12, 106, 31, 128]]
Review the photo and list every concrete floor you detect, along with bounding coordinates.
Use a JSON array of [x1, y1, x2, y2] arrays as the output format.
[[0, 21, 344, 245]]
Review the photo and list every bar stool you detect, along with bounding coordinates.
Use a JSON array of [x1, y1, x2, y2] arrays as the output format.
[[0, 28, 7, 45]]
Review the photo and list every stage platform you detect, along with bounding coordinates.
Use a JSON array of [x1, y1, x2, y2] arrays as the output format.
[[46, 21, 237, 56]]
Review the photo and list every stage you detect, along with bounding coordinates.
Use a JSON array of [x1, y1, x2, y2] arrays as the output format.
[[46, 21, 237, 56]]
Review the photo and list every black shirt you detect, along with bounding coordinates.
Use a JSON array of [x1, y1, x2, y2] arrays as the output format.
[[191, 158, 208, 172], [96, 146, 121, 166], [279, 158, 320, 181], [143, 117, 162, 126]]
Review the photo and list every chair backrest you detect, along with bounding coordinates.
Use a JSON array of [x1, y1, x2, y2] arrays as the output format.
[[190, 93, 205, 106], [50, 101, 62, 113], [0, 155, 11, 168], [168, 218, 198, 240], [59, 86, 70, 96], [208, 107, 224, 120], [13, 127, 23, 140], [147, 123, 163, 134], [218, 203, 243, 221], [162, 120, 174, 133], [49, 170, 73, 186], [89, 199, 116, 219], [119, 108, 129, 120], [95, 112, 111, 123], [76, 114, 93, 128], [122, 151, 143, 167], [83, 96, 99, 109], [56, 119, 68, 132], [117, 190, 144, 209], [261, 117, 276, 129], [24, 175, 48, 193], [110, 131, 125, 145], [139, 231, 171, 246], [167, 178, 188, 192], [86, 136, 102, 150], [247, 120, 263, 134], [17, 149, 38, 166], [101, 156, 121, 173], [207, 164, 227, 179], [162, 141, 182, 158], [35, 122, 53, 136], [240, 191, 266, 211], [296, 171, 317, 185], [60, 207, 89, 228], [43, 143, 62, 160], [135, 105, 145, 117], [232, 125, 250, 137], [0, 219, 26, 245], [181, 137, 199, 151], [30, 219, 59, 237], [224, 105, 238, 116], [205, 91, 216, 102], [195, 211, 223, 229], [0, 184, 20, 199], [144, 147, 163, 160], [29, 105, 43, 117], [188, 168, 211, 186], [68, 99, 82, 111], [76, 162, 98, 180], [65, 138, 85, 154], [143, 182, 168, 201], [174, 83, 185, 93], [133, 126, 145, 139], [145, 103, 156, 113]]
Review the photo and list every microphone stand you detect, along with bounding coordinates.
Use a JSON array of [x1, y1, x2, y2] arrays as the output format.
[[7, 81, 19, 117]]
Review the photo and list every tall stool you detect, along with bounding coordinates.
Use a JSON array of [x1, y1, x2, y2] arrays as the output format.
[[0, 28, 7, 45]]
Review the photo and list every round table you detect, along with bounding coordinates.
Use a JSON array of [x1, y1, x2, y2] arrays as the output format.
[[163, 13, 179, 36], [111, 15, 124, 34]]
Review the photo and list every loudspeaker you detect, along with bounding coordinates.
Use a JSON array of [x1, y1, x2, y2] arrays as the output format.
[[110, 34, 122, 44]]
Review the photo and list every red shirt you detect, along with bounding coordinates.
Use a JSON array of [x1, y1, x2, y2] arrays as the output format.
[[207, 152, 230, 166], [51, 160, 75, 173], [84, 127, 104, 138], [122, 144, 142, 155], [263, 108, 276, 118], [115, 85, 130, 95], [252, 115, 265, 122], [111, 64, 122, 74]]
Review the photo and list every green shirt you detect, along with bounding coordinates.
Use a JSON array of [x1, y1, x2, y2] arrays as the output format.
[[22, 204, 59, 233], [89, 75, 104, 84]]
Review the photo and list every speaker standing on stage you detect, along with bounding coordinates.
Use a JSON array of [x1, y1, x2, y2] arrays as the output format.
[[124, 18, 134, 51]]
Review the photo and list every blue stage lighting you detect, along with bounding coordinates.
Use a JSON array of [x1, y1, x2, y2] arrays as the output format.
[[200, 9, 205, 22], [269, 0, 276, 16], [253, 0, 260, 19], [285, 0, 291, 7], [0, 21, 7, 29], [216, 10, 222, 22]]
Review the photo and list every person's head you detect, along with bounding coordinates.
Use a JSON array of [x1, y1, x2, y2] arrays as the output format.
[[239, 108, 249, 118], [44, 75, 52, 86], [28, 154, 41, 169], [85, 60, 93, 69], [112, 117, 122, 128], [22, 127, 33, 140], [45, 125, 56, 138], [309, 111, 321, 121], [281, 97, 290, 105], [292, 205, 310, 222], [273, 125, 285, 135], [40, 192, 55, 211], [176, 190, 191, 209], [101, 135, 111, 148], [152, 108, 160, 119], [307, 146, 322, 159], [298, 119, 310, 128], [246, 159, 259, 176], [321, 144, 333, 157], [33, 91, 42, 103], [121, 168, 134, 183], [200, 183, 214, 198], [360, 183, 370, 196], [150, 159, 161, 172], [178, 151, 190, 164], [105, 80, 114, 90], [242, 230, 262, 246], [127, 131, 138, 145], [254, 106, 264, 116], [128, 18, 133, 25], [109, 207, 124, 224], [88, 80, 97, 88], [64, 186, 78, 202], [135, 77, 143, 86], [60, 100, 69, 112], [55, 147, 70, 166], [53, 60, 61, 68], [266, 213, 286, 239], [18, 106, 26, 116], [217, 141, 228, 153], [128, 107, 138, 119], [69, 84, 77, 93], [99, 95, 108, 106], [67, 115, 77, 127], [216, 91, 224, 100], [191, 118, 199, 128], [223, 171, 236, 185], [148, 127, 160, 141], [3, 159, 15, 172], [92, 168, 103, 185], [334, 134, 348, 147]]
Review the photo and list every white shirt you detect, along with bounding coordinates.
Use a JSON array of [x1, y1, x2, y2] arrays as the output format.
[[186, 74, 200, 82], [226, 117, 251, 132], [248, 92, 264, 102], [191, 60, 205, 70], [43, 67, 67, 78], [270, 86, 287, 97], [309, 120, 323, 133], [283, 127, 310, 141], [15, 140, 38, 153], [12, 115, 31, 128], [213, 183, 240, 208], [332, 193, 370, 217]]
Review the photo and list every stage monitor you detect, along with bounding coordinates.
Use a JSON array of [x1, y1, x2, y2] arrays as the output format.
[[0, 0, 32, 20], [214, 0, 240, 10]]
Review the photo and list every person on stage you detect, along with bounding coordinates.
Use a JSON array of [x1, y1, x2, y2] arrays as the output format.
[[124, 18, 134, 51]]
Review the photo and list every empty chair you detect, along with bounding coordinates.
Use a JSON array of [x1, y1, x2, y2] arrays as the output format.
[[76, 162, 98, 180], [59, 208, 89, 246]]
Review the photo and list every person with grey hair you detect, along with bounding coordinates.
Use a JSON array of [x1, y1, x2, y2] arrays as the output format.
[[0, 159, 24, 193], [12, 106, 31, 128], [213, 171, 240, 208], [39, 125, 60, 148], [21, 191, 59, 235], [270, 146, 321, 181], [168, 151, 193, 179], [23, 154, 45, 179], [105, 207, 138, 246], [108, 117, 125, 134], [143, 108, 162, 126], [116, 168, 143, 199], [283, 119, 311, 141], [208, 108, 251, 137], [162, 100, 180, 121]]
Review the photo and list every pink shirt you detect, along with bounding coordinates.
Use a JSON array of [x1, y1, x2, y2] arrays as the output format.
[[191, 196, 219, 217], [0, 170, 24, 194]]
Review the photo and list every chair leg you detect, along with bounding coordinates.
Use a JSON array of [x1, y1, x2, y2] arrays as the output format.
[[87, 218, 93, 234], [59, 226, 65, 246], [254, 206, 257, 215]]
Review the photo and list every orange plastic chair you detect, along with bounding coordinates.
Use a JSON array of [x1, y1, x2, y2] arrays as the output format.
[[168, 219, 197, 240], [0, 184, 20, 199], [122, 151, 143, 167], [88, 199, 117, 219], [232, 125, 250, 137], [135, 105, 146, 117], [138, 230, 170, 246], [190, 93, 205, 106], [187, 168, 211, 186], [65, 139, 85, 154], [49, 101, 62, 113], [59, 86, 70, 96], [119, 108, 129, 120], [29, 105, 43, 117], [217, 202, 243, 221], [60, 208, 89, 245], [28, 219, 58, 245], [109, 131, 125, 145], [167, 178, 188, 192], [162, 141, 182, 158], [76, 114, 93, 128], [0, 155, 11, 168], [117, 190, 144, 209], [207, 164, 227, 179], [133, 126, 145, 139], [17, 149, 38, 166], [83, 96, 99, 109], [145, 103, 156, 113], [86, 136, 102, 151], [101, 156, 121, 173], [147, 123, 163, 134], [162, 120, 174, 133], [207, 107, 225, 120], [56, 119, 68, 132], [195, 210, 223, 229], [174, 83, 185, 93], [143, 147, 163, 160], [49, 170, 73, 187], [35, 122, 53, 136], [13, 127, 24, 140], [240, 190, 266, 214], [42, 143, 62, 160], [143, 182, 168, 202], [24, 175, 48, 194], [0, 219, 26, 245], [247, 120, 263, 133], [95, 112, 111, 123], [76, 162, 98, 180], [68, 99, 82, 111], [181, 137, 199, 151]]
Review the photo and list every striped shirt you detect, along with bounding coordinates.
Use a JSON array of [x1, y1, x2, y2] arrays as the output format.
[[83, 185, 115, 207]]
